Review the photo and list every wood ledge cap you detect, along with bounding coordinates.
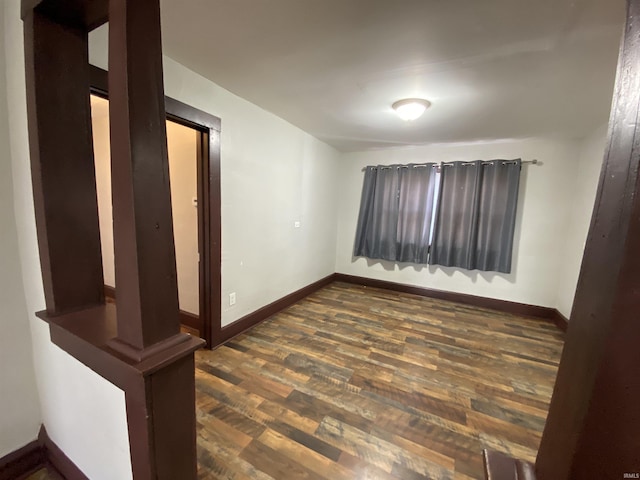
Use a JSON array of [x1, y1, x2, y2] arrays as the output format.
[[107, 333, 204, 364]]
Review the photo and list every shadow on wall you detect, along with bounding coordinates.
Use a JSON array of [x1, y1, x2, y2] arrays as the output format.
[[350, 256, 517, 285]]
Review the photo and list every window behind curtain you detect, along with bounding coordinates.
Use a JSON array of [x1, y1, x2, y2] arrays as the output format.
[[354, 159, 521, 273], [354, 164, 437, 263], [429, 159, 521, 273]]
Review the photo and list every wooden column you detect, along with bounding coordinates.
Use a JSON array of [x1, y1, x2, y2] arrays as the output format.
[[104, 0, 201, 476], [108, 0, 180, 353], [22, 1, 203, 479], [23, 8, 104, 314], [485, 0, 640, 478]]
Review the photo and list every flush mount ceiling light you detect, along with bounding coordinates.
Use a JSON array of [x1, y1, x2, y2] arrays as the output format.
[[392, 98, 431, 121]]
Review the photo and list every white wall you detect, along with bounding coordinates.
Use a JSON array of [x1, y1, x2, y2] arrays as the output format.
[[3, 2, 132, 478], [93, 99, 201, 315], [89, 26, 341, 327], [555, 125, 608, 318], [161, 58, 340, 327], [335, 138, 584, 309], [0, 1, 41, 457]]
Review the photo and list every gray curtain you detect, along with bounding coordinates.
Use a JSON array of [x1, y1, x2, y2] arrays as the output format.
[[397, 165, 437, 263], [430, 159, 521, 273], [354, 164, 436, 263]]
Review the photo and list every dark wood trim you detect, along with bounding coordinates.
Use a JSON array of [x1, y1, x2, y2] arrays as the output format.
[[39, 290, 204, 479], [108, 0, 179, 351], [0, 425, 90, 480], [217, 274, 336, 346], [0, 439, 44, 480], [109, 273, 568, 341], [180, 310, 203, 334], [24, 8, 105, 315], [90, 65, 221, 350], [37, 303, 203, 384], [104, 285, 203, 337], [551, 310, 569, 332], [201, 120, 221, 349], [334, 273, 559, 321], [88, 65, 108, 96], [23, 2, 205, 478], [165, 97, 221, 132], [21, 0, 108, 31], [39, 427, 88, 480]]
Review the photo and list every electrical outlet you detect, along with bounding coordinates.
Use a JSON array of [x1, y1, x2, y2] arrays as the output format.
[[229, 292, 236, 306]]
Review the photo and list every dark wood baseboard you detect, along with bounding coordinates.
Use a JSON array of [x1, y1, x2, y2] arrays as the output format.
[[217, 273, 336, 346], [0, 438, 44, 480], [179, 310, 203, 333], [109, 270, 567, 349], [203, 270, 569, 348], [104, 285, 203, 336], [0, 426, 87, 480], [111, 270, 568, 349], [334, 273, 566, 331], [38, 427, 88, 480], [551, 310, 569, 332]]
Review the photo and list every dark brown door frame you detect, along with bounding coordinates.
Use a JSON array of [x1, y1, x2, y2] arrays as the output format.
[[90, 65, 221, 348]]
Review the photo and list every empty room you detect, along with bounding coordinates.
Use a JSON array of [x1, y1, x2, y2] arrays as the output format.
[[2, 0, 639, 479]]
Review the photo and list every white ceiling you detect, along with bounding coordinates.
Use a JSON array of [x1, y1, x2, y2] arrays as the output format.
[[157, 0, 624, 152]]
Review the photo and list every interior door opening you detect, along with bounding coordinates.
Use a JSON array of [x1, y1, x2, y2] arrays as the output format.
[[91, 94, 207, 341]]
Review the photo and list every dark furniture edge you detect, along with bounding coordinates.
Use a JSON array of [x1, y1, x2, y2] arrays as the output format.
[[483, 449, 537, 480], [216, 273, 337, 346]]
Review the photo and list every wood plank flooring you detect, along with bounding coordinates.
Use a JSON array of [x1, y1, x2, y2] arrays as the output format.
[[195, 282, 564, 480]]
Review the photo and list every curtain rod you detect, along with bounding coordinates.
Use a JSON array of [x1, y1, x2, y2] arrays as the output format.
[[362, 159, 538, 171]]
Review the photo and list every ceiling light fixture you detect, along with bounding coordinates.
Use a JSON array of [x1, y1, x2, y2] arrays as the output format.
[[392, 98, 431, 121]]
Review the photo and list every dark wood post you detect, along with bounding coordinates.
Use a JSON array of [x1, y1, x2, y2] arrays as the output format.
[[23, 8, 104, 315], [484, 0, 640, 478], [22, 1, 203, 479], [108, 0, 181, 353]]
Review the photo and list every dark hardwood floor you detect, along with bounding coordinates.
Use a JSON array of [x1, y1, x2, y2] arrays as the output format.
[[195, 281, 564, 480]]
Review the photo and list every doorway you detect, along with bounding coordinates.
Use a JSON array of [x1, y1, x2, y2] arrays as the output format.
[[89, 67, 221, 348]]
